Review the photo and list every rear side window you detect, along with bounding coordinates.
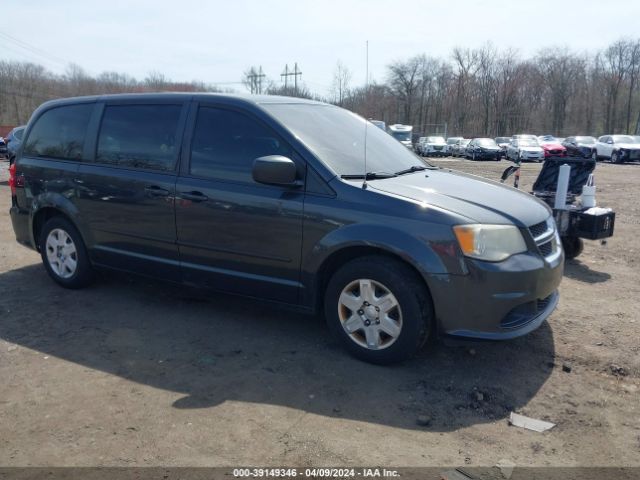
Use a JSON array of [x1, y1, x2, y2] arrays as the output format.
[[23, 104, 93, 160], [189, 107, 290, 183], [96, 104, 182, 171]]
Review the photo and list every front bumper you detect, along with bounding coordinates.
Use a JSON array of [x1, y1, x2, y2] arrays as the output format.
[[425, 249, 564, 340], [520, 152, 545, 161], [544, 149, 566, 157], [619, 149, 640, 161], [474, 150, 500, 159]]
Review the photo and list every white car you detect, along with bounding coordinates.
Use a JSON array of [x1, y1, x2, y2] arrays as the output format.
[[506, 138, 545, 162], [451, 139, 470, 157], [421, 136, 447, 157], [444, 137, 463, 156], [592, 135, 640, 163]]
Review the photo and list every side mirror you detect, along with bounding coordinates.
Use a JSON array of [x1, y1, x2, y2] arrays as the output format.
[[252, 155, 299, 186], [607, 140, 614, 144]]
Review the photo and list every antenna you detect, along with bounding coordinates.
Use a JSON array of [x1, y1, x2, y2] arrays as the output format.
[[363, 40, 369, 190]]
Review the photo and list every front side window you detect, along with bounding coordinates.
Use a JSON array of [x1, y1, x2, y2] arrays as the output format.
[[189, 107, 291, 183], [96, 104, 182, 171], [24, 104, 93, 161]]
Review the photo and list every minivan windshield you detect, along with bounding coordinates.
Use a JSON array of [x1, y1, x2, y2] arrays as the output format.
[[264, 104, 431, 175]]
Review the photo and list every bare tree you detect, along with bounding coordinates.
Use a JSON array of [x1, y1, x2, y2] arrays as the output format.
[[330, 60, 352, 106]]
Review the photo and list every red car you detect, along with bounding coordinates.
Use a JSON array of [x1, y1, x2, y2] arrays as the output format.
[[538, 138, 567, 158]]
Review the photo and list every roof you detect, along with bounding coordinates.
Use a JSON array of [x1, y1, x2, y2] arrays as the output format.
[[35, 92, 326, 111]]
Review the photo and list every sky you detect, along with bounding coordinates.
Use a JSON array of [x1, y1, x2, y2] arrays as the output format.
[[2, 0, 640, 97]]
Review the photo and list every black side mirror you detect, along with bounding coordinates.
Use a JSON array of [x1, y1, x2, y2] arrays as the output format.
[[252, 155, 299, 186]]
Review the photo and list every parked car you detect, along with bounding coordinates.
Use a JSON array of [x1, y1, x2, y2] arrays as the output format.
[[592, 135, 640, 163], [538, 138, 567, 158], [420, 136, 447, 157], [0, 137, 7, 159], [444, 137, 463, 156], [5, 126, 26, 164], [495, 136, 510, 158], [507, 138, 545, 162], [415, 136, 427, 155], [465, 138, 501, 161], [9, 93, 563, 364], [562, 136, 596, 158], [451, 138, 470, 157]]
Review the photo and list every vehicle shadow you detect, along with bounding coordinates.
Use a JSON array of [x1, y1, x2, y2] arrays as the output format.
[[0, 264, 556, 432], [564, 259, 611, 284]]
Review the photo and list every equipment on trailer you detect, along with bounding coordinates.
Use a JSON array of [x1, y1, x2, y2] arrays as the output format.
[[501, 156, 615, 260]]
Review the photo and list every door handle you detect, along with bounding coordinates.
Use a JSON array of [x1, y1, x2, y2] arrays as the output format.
[[179, 191, 209, 202], [144, 185, 171, 197]]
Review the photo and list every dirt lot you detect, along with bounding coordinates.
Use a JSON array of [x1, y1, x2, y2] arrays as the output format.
[[0, 157, 638, 469]]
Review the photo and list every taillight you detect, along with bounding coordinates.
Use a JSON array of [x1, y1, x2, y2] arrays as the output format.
[[8, 163, 16, 196]]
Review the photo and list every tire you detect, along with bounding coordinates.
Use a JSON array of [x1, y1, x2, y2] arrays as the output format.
[[324, 256, 432, 364], [611, 151, 622, 164], [472, 151, 476, 161], [562, 236, 584, 260], [39, 216, 94, 289], [592, 150, 598, 162]]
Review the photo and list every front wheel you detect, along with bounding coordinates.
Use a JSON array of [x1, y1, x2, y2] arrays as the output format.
[[40, 216, 94, 289], [592, 150, 598, 162], [611, 151, 622, 164], [324, 256, 432, 364]]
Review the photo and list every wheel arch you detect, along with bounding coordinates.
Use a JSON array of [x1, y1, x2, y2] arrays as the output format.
[[312, 244, 438, 318], [30, 195, 87, 251]]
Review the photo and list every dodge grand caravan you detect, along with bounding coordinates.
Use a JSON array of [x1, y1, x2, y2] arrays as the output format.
[[9, 93, 564, 364]]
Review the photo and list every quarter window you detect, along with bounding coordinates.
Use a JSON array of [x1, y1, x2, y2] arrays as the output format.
[[190, 107, 291, 183], [23, 104, 93, 161], [96, 104, 182, 171]]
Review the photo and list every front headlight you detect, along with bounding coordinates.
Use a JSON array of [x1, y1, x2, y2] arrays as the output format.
[[453, 224, 527, 262]]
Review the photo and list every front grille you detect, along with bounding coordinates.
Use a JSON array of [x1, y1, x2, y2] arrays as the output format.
[[501, 292, 556, 329], [529, 221, 548, 238], [539, 241, 552, 256], [528, 217, 558, 260]]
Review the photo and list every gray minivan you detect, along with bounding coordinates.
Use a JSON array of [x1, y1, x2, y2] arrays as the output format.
[[9, 93, 563, 364]]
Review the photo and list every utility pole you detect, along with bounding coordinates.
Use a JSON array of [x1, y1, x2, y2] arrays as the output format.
[[246, 66, 266, 94], [281, 63, 302, 94]]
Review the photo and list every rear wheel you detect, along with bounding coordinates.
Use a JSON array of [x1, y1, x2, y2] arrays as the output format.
[[40, 216, 94, 289], [324, 256, 432, 364]]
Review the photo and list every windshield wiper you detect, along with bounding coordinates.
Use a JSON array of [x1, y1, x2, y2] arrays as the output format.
[[395, 165, 428, 175], [340, 171, 398, 180]]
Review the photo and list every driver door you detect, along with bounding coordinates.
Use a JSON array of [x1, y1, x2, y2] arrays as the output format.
[[175, 103, 306, 303]]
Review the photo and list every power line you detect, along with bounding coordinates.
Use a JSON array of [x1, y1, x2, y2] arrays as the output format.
[[0, 31, 69, 67]]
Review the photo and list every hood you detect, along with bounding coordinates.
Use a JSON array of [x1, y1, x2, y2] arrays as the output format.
[[478, 146, 500, 151], [427, 142, 447, 146], [541, 143, 565, 150], [520, 146, 543, 153], [368, 169, 550, 226], [616, 143, 640, 149]]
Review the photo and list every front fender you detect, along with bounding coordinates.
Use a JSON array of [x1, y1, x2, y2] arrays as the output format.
[[300, 222, 467, 310]]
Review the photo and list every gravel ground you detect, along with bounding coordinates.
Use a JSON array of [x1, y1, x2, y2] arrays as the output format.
[[0, 157, 638, 468]]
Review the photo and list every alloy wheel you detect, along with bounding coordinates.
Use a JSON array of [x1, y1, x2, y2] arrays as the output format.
[[337, 279, 403, 350], [45, 228, 78, 279]]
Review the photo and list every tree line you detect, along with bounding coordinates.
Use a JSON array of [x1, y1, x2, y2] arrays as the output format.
[[1, 36, 639, 138], [339, 38, 640, 137]]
